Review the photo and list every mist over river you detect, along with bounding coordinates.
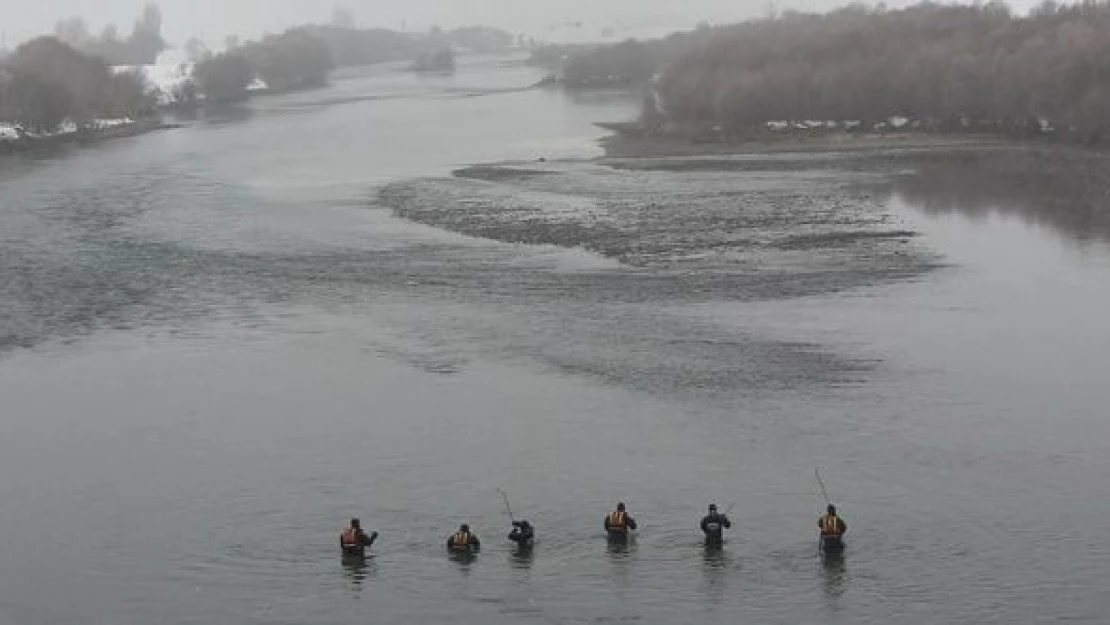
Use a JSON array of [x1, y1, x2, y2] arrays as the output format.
[[2, 56, 1109, 624]]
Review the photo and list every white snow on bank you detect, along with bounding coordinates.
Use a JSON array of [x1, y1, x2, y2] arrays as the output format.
[[765, 118, 907, 132], [0, 123, 21, 142], [114, 49, 195, 106], [114, 49, 270, 102], [56, 119, 79, 135], [54, 118, 137, 135], [0, 118, 136, 142], [87, 118, 135, 129]]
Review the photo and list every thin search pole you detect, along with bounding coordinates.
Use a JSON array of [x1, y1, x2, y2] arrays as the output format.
[[815, 468, 832, 506], [498, 488, 515, 523]]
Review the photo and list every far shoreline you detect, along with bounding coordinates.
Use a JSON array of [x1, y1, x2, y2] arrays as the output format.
[[595, 125, 1015, 160], [0, 118, 182, 158]]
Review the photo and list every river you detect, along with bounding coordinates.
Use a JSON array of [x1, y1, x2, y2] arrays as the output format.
[[1, 56, 1108, 625]]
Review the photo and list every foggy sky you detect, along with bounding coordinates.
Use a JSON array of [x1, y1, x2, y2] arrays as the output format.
[[1, 0, 1038, 49]]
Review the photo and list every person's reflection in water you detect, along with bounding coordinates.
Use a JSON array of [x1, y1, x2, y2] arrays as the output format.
[[202, 105, 255, 127], [820, 550, 848, 605], [605, 535, 636, 590], [700, 543, 730, 605], [449, 550, 478, 574], [509, 544, 535, 570], [606, 536, 634, 557], [341, 554, 375, 594]]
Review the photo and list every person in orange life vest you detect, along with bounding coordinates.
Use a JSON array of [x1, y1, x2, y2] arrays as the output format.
[[604, 502, 638, 539], [447, 524, 481, 552], [340, 518, 378, 557], [817, 504, 847, 553]]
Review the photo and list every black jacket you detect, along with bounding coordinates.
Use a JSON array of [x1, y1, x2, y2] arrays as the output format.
[[508, 521, 535, 546], [700, 513, 732, 542]]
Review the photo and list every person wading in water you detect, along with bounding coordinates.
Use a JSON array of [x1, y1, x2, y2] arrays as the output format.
[[340, 518, 378, 558], [508, 519, 535, 548], [700, 504, 732, 547], [604, 502, 638, 541], [447, 524, 481, 553], [817, 504, 847, 554]]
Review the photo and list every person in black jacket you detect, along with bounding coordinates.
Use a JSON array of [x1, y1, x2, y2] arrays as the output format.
[[508, 520, 535, 547], [699, 504, 732, 546]]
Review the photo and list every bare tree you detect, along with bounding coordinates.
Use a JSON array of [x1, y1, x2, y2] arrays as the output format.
[[1, 37, 153, 131], [194, 51, 253, 104], [612, 1, 1110, 145], [331, 7, 357, 30]]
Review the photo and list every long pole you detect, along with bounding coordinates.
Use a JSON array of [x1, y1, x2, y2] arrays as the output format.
[[498, 488, 515, 523], [815, 468, 832, 506]]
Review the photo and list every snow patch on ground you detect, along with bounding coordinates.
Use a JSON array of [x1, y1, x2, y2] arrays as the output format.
[[0, 118, 136, 142], [56, 119, 79, 135], [87, 118, 135, 130], [114, 49, 196, 106], [0, 123, 22, 142], [115, 49, 270, 101]]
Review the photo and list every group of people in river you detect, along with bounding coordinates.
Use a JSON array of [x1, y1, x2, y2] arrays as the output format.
[[339, 501, 848, 559]]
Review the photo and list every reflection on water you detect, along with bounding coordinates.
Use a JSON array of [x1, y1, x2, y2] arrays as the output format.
[[6, 54, 1110, 625], [606, 537, 636, 589], [449, 550, 479, 574], [509, 545, 535, 570], [820, 551, 848, 605], [197, 104, 256, 126], [560, 87, 642, 109], [606, 536, 635, 557], [890, 149, 1110, 243], [701, 545, 730, 605], [341, 555, 375, 593]]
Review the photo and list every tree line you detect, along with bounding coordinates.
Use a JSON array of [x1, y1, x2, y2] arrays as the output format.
[[411, 48, 456, 73], [307, 19, 514, 68], [53, 3, 167, 66], [555, 26, 714, 88], [193, 22, 517, 103], [0, 27, 333, 131], [0, 37, 155, 133], [2, 19, 519, 123], [568, 1, 1110, 146], [195, 28, 335, 104], [0, 27, 336, 132]]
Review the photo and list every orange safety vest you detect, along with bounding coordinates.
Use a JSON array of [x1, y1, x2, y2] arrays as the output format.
[[341, 528, 360, 546], [450, 531, 471, 548], [819, 515, 842, 535], [607, 511, 627, 530]]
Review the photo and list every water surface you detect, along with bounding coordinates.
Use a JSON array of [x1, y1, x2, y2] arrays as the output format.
[[1, 57, 1108, 624]]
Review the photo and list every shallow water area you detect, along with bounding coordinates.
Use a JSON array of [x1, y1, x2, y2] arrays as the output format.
[[1, 57, 1109, 624]]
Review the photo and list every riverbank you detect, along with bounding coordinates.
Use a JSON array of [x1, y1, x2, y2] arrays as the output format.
[[597, 123, 1010, 159], [0, 118, 179, 157], [593, 123, 1110, 244]]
